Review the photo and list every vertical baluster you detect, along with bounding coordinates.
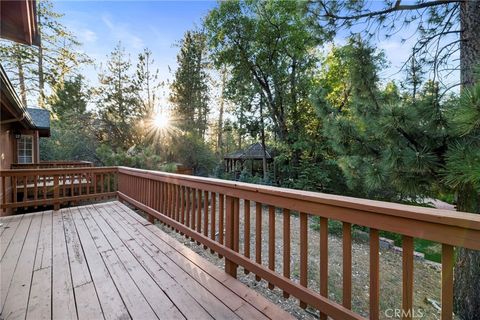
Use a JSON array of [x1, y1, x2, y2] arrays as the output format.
[[86, 172, 90, 195], [53, 175, 60, 210], [225, 196, 238, 278], [268, 205, 275, 289], [343, 222, 352, 309], [63, 174, 66, 197], [177, 185, 182, 222], [93, 173, 97, 195], [197, 189, 202, 235], [402, 236, 414, 320], [218, 194, 224, 258], [33, 174, 38, 208], [233, 197, 240, 252], [299, 212, 308, 309], [283, 208, 290, 298], [191, 189, 196, 240], [70, 173, 74, 197], [164, 182, 168, 215], [319, 217, 328, 320], [203, 190, 209, 248], [255, 202, 262, 281], [79, 173, 83, 196], [1, 176, 5, 213], [23, 175, 27, 203], [441, 244, 454, 320], [43, 175, 47, 205], [107, 173, 111, 193], [185, 187, 191, 229], [244, 199, 251, 274], [180, 185, 185, 223], [13, 176, 17, 205], [170, 183, 175, 218], [101, 173, 104, 194], [370, 228, 380, 320], [210, 192, 216, 253]]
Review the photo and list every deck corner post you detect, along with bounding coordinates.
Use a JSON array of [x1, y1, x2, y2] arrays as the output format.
[[225, 195, 238, 278]]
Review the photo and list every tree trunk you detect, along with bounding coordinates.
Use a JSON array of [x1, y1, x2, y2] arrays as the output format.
[[454, 2, 480, 319], [38, 14, 45, 107], [454, 184, 480, 320], [460, 0, 480, 87], [260, 101, 267, 181], [16, 56, 28, 107], [217, 66, 226, 155]]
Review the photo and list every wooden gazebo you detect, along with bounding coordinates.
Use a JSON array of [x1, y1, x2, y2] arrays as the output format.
[[223, 142, 272, 174]]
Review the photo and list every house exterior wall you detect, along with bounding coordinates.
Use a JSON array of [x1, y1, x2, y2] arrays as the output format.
[[1, 123, 15, 216], [0, 125, 41, 216]]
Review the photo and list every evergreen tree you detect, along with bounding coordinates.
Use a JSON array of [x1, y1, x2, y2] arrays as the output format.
[[96, 42, 141, 151], [48, 75, 88, 119], [170, 30, 210, 138], [0, 0, 90, 107], [40, 75, 98, 163]]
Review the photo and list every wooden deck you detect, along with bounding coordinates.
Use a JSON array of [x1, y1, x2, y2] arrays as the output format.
[[0, 201, 292, 320]]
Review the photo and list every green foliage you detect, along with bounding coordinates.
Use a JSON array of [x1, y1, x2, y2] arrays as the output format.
[[96, 144, 162, 170], [444, 82, 480, 193], [170, 31, 210, 137], [40, 112, 99, 163], [96, 42, 143, 151], [47, 75, 88, 119], [169, 133, 216, 176]]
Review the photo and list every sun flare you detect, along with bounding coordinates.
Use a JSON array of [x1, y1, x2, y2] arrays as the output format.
[[153, 112, 170, 129]]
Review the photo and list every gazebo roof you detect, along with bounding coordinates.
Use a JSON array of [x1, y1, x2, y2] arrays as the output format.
[[224, 142, 272, 160]]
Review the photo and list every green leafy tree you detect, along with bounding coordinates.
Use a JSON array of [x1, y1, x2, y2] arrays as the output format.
[[205, 0, 337, 186]]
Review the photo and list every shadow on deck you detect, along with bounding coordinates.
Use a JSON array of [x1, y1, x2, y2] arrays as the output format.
[[0, 201, 292, 320]]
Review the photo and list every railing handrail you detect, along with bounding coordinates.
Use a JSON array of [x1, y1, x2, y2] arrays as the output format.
[[10, 160, 94, 169], [2, 166, 117, 176], [118, 166, 480, 249]]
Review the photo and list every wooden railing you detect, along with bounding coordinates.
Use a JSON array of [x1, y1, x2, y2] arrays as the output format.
[[1, 166, 116, 211], [117, 166, 480, 320], [11, 160, 94, 169]]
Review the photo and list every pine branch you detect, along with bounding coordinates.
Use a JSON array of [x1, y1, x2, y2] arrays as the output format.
[[316, 0, 461, 20]]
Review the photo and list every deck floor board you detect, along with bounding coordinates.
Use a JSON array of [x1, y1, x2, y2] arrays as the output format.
[[0, 201, 293, 320]]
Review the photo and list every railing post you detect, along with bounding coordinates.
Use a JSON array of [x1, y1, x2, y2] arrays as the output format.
[[225, 195, 238, 278], [53, 175, 60, 211]]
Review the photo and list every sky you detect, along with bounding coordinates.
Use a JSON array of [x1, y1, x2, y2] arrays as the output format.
[[54, 0, 218, 107], [14, 1, 459, 109]]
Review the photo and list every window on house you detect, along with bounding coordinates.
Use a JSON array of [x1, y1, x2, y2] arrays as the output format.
[[17, 135, 33, 163]]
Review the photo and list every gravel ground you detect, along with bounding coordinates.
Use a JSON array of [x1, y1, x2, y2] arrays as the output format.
[[131, 200, 448, 320]]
